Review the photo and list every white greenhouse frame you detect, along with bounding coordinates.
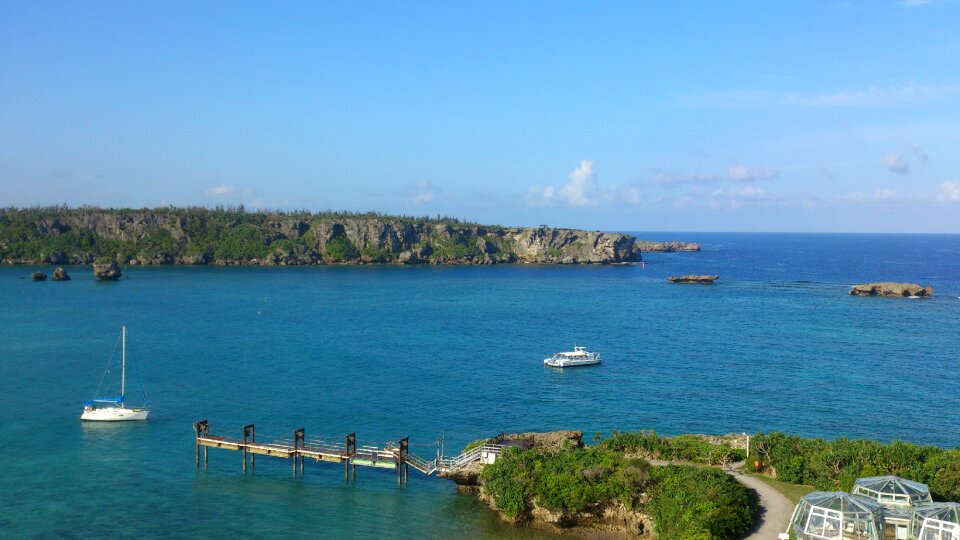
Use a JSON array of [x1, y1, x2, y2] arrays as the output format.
[[853, 476, 933, 507], [911, 503, 960, 540], [790, 492, 885, 540]]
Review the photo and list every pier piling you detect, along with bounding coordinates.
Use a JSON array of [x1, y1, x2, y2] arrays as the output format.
[[190, 421, 499, 485], [193, 420, 209, 467], [242, 424, 255, 471]]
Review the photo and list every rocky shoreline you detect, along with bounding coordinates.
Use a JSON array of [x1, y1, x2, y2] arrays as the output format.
[[0, 208, 651, 266], [635, 240, 700, 252]]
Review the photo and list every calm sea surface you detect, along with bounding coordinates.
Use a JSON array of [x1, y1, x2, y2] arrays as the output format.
[[2, 233, 959, 538]]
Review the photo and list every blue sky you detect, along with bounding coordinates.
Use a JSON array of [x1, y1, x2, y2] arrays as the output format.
[[2, 1, 958, 232]]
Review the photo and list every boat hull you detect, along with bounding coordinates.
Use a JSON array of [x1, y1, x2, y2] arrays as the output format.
[[543, 358, 601, 368], [81, 407, 149, 421]]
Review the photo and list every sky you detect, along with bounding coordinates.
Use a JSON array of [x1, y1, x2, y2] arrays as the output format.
[[1, 1, 959, 232]]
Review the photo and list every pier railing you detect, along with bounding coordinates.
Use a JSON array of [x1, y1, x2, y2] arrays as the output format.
[[193, 420, 506, 484]]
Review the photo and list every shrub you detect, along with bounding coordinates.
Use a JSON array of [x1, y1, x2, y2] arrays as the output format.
[[749, 432, 960, 500], [480, 445, 755, 538], [601, 430, 745, 465], [324, 235, 359, 261], [648, 465, 757, 540], [481, 446, 653, 518]]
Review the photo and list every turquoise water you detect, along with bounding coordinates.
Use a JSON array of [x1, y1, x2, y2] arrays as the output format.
[[2, 233, 959, 538]]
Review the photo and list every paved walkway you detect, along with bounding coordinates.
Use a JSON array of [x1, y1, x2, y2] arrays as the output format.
[[649, 460, 794, 539]]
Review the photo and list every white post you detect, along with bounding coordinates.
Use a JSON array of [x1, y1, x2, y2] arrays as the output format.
[[120, 325, 126, 401]]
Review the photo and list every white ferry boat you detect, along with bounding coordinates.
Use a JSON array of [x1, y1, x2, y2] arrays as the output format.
[[544, 346, 601, 368]]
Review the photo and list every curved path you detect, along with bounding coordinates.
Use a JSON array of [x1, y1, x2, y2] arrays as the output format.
[[727, 464, 793, 539], [649, 460, 793, 539]]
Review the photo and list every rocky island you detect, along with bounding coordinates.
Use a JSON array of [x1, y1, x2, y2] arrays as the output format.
[[667, 274, 719, 284], [849, 282, 934, 297], [636, 240, 701, 252], [0, 207, 644, 266]]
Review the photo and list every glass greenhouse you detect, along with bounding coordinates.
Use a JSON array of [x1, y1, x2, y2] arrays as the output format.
[[910, 503, 960, 540], [853, 476, 933, 507], [790, 491, 885, 540]]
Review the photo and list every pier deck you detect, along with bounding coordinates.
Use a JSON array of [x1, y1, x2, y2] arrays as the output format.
[[193, 420, 503, 484]]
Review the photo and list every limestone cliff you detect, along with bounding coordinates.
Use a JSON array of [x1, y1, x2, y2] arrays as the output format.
[[635, 240, 700, 252], [0, 207, 643, 266]]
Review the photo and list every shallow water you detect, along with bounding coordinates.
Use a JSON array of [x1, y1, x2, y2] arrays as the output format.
[[2, 232, 958, 538]]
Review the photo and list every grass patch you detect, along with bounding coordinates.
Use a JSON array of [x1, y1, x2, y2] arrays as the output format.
[[748, 473, 815, 504]]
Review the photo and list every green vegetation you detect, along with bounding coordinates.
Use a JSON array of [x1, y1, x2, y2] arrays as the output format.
[[324, 234, 359, 261], [0, 206, 518, 264], [359, 246, 393, 262], [480, 445, 654, 519], [462, 439, 486, 454], [213, 224, 267, 261], [648, 465, 758, 540], [600, 430, 746, 465], [480, 444, 756, 539], [746, 432, 960, 500], [427, 232, 482, 260]]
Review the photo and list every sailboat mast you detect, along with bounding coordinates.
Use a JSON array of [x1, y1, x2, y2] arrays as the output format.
[[121, 325, 126, 401]]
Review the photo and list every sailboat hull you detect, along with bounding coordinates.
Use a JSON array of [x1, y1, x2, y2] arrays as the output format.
[[80, 407, 149, 421]]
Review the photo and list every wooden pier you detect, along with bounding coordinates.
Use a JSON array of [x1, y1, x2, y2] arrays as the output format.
[[193, 420, 472, 484], [193, 420, 490, 484]]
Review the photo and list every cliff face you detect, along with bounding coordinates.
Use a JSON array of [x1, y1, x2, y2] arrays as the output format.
[[635, 240, 700, 252], [0, 208, 643, 266]]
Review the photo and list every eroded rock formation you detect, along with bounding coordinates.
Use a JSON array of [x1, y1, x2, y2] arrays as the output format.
[[51, 267, 70, 281], [93, 261, 122, 280], [849, 282, 933, 297], [636, 240, 700, 252], [667, 275, 719, 284]]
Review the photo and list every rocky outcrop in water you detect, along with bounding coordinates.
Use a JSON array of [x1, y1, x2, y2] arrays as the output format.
[[637, 240, 700, 252], [31, 271, 46, 281], [93, 260, 122, 280], [849, 282, 933, 298], [667, 274, 719, 284], [51, 267, 70, 281], [0, 208, 643, 266]]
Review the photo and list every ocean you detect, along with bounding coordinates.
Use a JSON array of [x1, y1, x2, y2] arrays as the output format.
[[2, 232, 958, 538]]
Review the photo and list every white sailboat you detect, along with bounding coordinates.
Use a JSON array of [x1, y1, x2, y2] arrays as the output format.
[[81, 325, 149, 421]]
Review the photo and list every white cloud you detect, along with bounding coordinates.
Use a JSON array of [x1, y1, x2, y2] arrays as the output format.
[[412, 192, 434, 204], [881, 151, 910, 174], [525, 161, 652, 207], [204, 184, 235, 197], [935, 181, 960, 203], [622, 186, 644, 205], [881, 146, 928, 174], [408, 180, 437, 205], [690, 186, 782, 210], [839, 188, 902, 204], [526, 160, 600, 207], [728, 164, 780, 182], [654, 171, 720, 187], [559, 159, 599, 206], [711, 186, 771, 200], [525, 186, 555, 206]]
